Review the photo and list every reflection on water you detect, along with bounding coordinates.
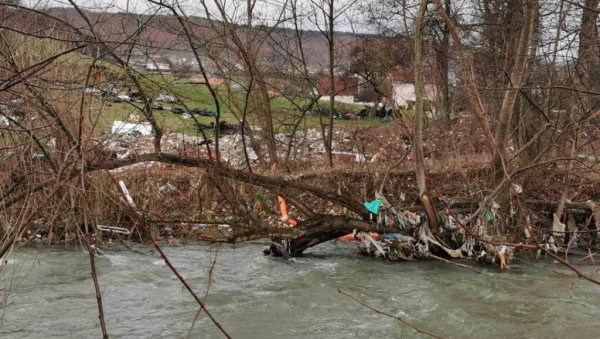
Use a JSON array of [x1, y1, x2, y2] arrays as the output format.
[[1, 241, 599, 338]]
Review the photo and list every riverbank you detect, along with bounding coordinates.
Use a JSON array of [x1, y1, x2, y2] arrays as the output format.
[[3, 113, 599, 274], [8, 157, 599, 271]]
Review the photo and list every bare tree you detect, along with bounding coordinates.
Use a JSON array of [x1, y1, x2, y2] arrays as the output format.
[[1, 6, 600, 338], [413, 0, 440, 232], [308, 0, 355, 166]]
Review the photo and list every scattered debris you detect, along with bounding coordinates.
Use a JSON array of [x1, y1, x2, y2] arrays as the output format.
[[97, 225, 130, 235], [160, 227, 173, 237], [116, 94, 131, 102], [156, 94, 177, 103], [111, 120, 153, 136]]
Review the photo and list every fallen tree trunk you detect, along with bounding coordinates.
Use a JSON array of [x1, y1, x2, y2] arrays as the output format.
[[270, 214, 396, 256], [262, 200, 597, 262], [2, 153, 368, 218]]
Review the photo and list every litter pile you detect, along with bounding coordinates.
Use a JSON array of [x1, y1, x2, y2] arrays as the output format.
[[102, 123, 399, 168], [265, 189, 585, 272], [101, 132, 209, 160]]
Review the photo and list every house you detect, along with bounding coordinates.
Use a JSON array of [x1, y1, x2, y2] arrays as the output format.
[[317, 75, 359, 104], [386, 66, 439, 111], [391, 83, 437, 108]]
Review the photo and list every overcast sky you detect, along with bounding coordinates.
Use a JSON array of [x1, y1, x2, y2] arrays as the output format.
[[27, 0, 372, 33], [23, 0, 588, 62]]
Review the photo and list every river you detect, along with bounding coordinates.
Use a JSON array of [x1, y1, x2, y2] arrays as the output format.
[[0, 241, 599, 338]]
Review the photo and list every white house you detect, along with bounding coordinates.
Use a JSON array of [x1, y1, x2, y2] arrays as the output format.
[[391, 83, 437, 108]]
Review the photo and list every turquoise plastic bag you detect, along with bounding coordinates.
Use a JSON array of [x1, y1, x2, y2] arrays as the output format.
[[364, 199, 383, 214], [478, 202, 495, 224]]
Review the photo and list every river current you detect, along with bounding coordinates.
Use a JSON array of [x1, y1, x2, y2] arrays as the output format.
[[1, 241, 599, 338]]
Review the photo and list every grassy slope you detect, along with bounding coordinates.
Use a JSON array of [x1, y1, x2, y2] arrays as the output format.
[[91, 72, 382, 137]]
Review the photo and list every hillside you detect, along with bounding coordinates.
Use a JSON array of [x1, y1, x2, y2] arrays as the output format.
[[3, 6, 368, 72]]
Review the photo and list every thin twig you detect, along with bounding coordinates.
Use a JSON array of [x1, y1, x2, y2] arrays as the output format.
[[379, 147, 411, 192], [116, 237, 151, 256], [107, 174, 231, 338], [589, 248, 600, 279], [84, 235, 109, 339], [538, 245, 600, 286], [565, 232, 577, 262], [152, 238, 231, 338], [338, 288, 445, 339], [430, 254, 481, 273], [187, 247, 220, 338]]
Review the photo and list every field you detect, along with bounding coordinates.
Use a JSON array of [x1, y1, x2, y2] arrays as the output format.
[[90, 73, 386, 136]]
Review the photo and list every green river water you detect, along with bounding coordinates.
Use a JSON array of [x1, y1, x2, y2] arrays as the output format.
[[0, 241, 599, 338]]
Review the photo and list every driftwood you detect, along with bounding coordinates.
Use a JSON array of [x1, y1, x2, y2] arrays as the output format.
[[263, 199, 598, 264], [270, 215, 396, 256]]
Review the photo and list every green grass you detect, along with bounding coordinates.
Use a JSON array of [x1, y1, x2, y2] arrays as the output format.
[[89, 72, 383, 137], [91, 101, 224, 136]]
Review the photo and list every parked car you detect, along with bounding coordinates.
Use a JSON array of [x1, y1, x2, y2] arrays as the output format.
[[196, 121, 215, 131], [196, 121, 238, 134], [171, 107, 187, 114], [190, 108, 215, 117], [217, 121, 238, 134]]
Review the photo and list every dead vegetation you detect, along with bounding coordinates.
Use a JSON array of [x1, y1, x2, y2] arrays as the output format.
[[0, 1, 599, 282]]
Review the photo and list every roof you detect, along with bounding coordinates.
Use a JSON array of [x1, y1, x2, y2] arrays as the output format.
[[317, 76, 358, 96]]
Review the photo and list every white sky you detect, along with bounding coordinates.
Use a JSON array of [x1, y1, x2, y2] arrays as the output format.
[[24, 0, 588, 61], [27, 0, 370, 33]]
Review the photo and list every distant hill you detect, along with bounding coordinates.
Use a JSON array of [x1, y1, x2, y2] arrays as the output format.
[[3, 6, 373, 73]]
